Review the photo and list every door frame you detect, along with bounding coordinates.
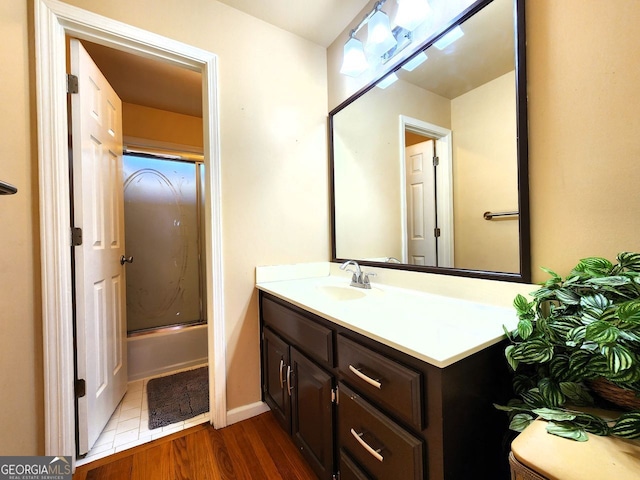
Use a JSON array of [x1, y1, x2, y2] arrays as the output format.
[[34, 0, 226, 459], [398, 115, 454, 267]]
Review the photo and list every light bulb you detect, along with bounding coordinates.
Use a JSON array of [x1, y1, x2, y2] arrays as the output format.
[[395, 0, 431, 31], [367, 10, 397, 58], [340, 37, 369, 77]]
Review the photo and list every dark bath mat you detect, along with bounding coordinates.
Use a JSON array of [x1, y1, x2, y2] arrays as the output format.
[[147, 366, 209, 429]]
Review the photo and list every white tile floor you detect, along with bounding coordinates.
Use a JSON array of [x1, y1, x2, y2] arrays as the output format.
[[76, 366, 209, 466]]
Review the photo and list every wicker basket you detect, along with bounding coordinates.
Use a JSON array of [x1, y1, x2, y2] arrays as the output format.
[[587, 377, 640, 410], [509, 452, 548, 480]]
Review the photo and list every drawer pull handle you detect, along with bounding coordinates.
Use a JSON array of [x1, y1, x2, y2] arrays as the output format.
[[349, 365, 381, 389], [279, 359, 285, 388], [286, 365, 293, 396], [350, 428, 384, 462]]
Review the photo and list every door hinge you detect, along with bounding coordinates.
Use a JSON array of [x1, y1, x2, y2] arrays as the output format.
[[331, 386, 339, 404], [75, 379, 86, 398], [434, 227, 441, 238], [67, 74, 79, 94], [433, 155, 440, 166], [71, 227, 83, 246]]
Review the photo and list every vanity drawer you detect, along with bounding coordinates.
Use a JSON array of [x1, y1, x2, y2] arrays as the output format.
[[338, 382, 424, 480], [261, 296, 333, 366], [338, 334, 423, 429], [339, 449, 370, 480]]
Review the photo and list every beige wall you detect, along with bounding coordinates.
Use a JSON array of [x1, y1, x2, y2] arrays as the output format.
[[0, 0, 43, 455], [0, 0, 328, 454], [452, 71, 519, 273], [122, 103, 204, 148], [329, 0, 640, 283]]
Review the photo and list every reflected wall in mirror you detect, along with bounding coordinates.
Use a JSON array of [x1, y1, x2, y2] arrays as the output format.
[[330, 0, 530, 282]]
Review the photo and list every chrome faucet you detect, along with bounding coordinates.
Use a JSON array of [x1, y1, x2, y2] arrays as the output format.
[[339, 260, 375, 289]]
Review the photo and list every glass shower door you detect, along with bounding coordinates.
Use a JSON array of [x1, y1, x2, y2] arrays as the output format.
[[123, 154, 204, 334]]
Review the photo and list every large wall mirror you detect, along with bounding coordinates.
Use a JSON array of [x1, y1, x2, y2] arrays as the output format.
[[330, 0, 530, 282]]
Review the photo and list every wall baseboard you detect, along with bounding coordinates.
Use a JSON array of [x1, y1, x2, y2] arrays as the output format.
[[226, 401, 270, 426]]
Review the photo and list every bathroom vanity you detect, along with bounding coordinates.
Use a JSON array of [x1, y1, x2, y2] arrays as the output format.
[[257, 264, 528, 480]]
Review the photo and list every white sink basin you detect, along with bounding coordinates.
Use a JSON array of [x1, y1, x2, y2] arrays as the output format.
[[316, 285, 367, 301]]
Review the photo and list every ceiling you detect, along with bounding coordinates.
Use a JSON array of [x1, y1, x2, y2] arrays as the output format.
[[217, 0, 370, 48], [82, 0, 369, 118]]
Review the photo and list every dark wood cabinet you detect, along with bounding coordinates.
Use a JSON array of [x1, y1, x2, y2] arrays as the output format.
[[261, 298, 335, 480], [260, 292, 512, 480], [290, 348, 334, 479], [262, 327, 291, 433]]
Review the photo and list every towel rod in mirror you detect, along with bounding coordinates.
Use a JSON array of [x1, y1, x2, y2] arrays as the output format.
[[0, 180, 17, 195], [483, 210, 518, 220]]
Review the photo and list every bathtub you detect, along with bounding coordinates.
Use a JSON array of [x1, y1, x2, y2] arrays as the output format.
[[127, 324, 208, 381]]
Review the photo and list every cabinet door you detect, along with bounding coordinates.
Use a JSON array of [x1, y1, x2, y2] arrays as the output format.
[[263, 327, 291, 433], [291, 347, 335, 480]]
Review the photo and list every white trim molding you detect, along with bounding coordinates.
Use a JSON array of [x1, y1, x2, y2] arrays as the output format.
[[34, 0, 226, 459], [226, 402, 271, 426], [399, 115, 454, 268]]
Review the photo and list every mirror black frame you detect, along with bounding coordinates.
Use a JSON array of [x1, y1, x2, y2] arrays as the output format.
[[329, 0, 530, 283]]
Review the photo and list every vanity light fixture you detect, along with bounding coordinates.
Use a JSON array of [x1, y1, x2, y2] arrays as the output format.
[[340, 36, 369, 76], [433, 25, 464, 50], [376, 72, 398, 89], [366, 8, 397, 57], [394, 0, 431, 31], [339, 0, 431, 77], [401, 51, 428, 71]]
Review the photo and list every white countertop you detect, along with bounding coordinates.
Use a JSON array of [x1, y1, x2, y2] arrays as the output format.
[[256, 263, 525, 368]]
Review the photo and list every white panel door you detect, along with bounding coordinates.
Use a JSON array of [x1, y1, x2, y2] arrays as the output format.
[[405, 140, 437, 266], [70, 39, 128, 455]]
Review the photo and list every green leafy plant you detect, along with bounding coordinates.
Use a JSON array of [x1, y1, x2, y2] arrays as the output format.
[[496, 252, 640, 441]]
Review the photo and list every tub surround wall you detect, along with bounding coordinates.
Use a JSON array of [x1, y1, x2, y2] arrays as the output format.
[[127, 325, 208, 381]]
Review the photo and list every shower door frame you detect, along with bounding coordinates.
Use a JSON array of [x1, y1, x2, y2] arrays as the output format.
[[34, 0, 226, 462]]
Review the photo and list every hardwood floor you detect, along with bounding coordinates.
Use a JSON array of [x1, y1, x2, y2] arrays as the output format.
[[73, 412, 318, 480]]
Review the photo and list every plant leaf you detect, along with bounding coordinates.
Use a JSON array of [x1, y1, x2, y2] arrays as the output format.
[[576, 257, 614, 277], [580, 294, 611, 310], [510, 413, 534, 432], [521, 388, 546, 407], [505, 345, 519, 371], [559, 381, 594, 405], [573, 412, 610, 435], [585, 321, 620, 344], [586, 275, 631, 287], [532, 408, 576, 422], [617, 252, 640, 272], [554, 288, 581, 305], [566, 326, 586, 347], [617, 301, 640, 325], [513, 374, 535, 395], [601, 344, 634, 373], [545, 422, 589, 441], [513, 294, 533, 315], [549, 354, 571, 381], [538, 378, 566, 406], [517, 318, 534, 340], [611, 412, 640, 439], [513, 339, 554, 363]]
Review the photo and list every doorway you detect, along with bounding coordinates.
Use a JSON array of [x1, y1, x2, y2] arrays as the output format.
[[399, 115, 455, 268], [34, 0, 226, 462]]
